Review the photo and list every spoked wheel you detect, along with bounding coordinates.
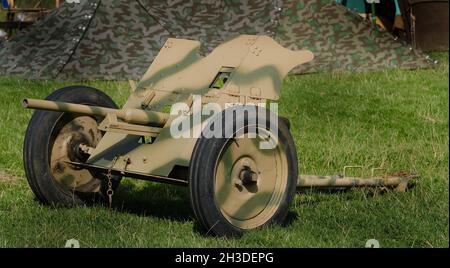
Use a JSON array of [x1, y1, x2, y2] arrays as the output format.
[[189, 106, 298, 237], [23, 86, 121, 206]]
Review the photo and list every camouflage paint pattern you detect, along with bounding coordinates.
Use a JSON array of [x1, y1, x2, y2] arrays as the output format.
[[138, 0, 283, 54], [275, 0, 431, 74], [275, 0, 335, 73], [59, 0, 170, 80], [0, 0, 432, 80], [0, 0, 98, 79]]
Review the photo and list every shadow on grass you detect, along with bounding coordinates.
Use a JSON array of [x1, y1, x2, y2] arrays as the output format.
[[112, 182, 194, 223], [88, 180, 410, 237], [109, 180, 303, 237], [283, 211, 299, 227]]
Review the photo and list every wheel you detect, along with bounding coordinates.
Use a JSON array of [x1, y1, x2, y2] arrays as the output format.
[[279, 116, 290, 130], [23, 86, 121, 206], [189, 106, 298, 237]]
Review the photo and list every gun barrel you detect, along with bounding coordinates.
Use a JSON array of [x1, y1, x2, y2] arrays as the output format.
[[22, 98, 169, 126]]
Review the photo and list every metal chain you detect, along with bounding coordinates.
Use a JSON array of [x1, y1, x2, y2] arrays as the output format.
[[106, 156, 119, 210]]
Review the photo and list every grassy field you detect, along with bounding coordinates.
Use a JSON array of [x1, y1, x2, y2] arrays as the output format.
[[0, 53, 448, 248]]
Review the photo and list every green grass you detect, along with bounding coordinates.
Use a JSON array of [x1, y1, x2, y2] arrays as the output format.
[[0, 53, 448, 248]]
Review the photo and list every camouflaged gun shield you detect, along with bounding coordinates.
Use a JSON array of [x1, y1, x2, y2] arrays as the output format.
[[0, 0, 432, 80]]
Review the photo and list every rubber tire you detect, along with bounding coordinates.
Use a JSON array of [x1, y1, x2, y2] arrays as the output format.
[[279, 116, 291, 130], [23, 86, 120, 206], [189, 106, 298, 237]]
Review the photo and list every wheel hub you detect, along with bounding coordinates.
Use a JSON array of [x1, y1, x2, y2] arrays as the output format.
[[50, 115, 102, 192], [237, 167, 258, 186], [231, 157, 259, 192], [214, 130, 288, 229]]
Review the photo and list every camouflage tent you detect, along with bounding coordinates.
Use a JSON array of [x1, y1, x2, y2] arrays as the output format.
[[0, 0, 432, 80]]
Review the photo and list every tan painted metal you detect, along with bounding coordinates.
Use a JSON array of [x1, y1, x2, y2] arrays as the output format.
[[297, 175, 412, 192], [23, 98, 169, 127], [22, 35, 414, 231], [98, 113, 162, 137], [22, 35, 412, 194], [83, 35, 314, 176], [23, 35, 313, 177], [49, 115, 102, 192], [215, 129, 288, 229]]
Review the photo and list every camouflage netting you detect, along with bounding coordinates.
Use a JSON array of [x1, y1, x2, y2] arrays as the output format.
[[0, 0, 432, 80]]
